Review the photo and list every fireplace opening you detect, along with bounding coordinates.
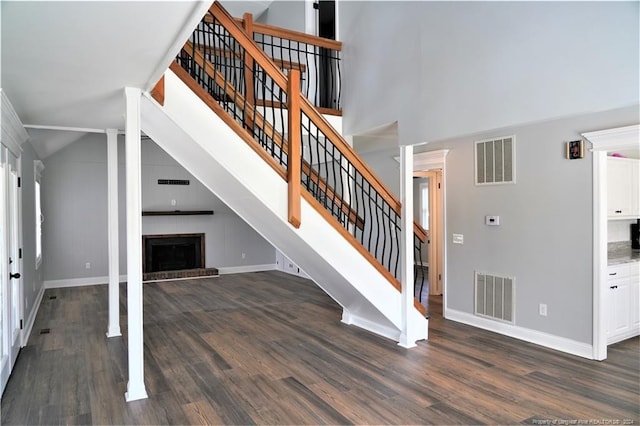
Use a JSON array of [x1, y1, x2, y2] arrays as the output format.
[[143, 233, 205, 273]]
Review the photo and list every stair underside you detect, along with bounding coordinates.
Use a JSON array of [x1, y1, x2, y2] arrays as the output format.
[[140, 69, 428, 343]]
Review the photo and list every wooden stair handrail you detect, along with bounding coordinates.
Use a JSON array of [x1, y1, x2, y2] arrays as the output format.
[[208, 2, 288, 92], [183, 41, 286, 148], [209, 0, 425, 241], [182, 1, 428, 312], [232, 16, 343, 51], [299, 95, 431, 243], [193, 44, 307, 73], [216, 4, 421, 241], [179, 40, 364, 231]]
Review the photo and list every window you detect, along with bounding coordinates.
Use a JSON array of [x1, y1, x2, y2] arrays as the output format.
[[420, 181, 429, 231], [34, 160, 44, 268]]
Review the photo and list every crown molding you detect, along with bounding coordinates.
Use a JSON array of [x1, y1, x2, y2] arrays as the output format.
[[1, 90, 28, 157], [582, 124, 639, 152]]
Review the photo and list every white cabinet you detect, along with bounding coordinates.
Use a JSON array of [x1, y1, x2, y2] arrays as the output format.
[[607, 157, 639, 219], [606, 263, 640, 344]]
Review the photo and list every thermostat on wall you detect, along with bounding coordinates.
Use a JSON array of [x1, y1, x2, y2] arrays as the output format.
[[485, 215, 500, 226]]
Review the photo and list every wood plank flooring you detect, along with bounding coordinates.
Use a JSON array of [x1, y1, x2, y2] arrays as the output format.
[[1, 271, 638, 425]]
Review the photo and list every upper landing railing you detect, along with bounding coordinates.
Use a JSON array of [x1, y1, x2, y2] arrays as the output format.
[[232, 13, 342, 115], [163, 1, 426, 313]]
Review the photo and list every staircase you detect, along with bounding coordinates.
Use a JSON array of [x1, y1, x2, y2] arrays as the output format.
[[141, 1, 428, 343]]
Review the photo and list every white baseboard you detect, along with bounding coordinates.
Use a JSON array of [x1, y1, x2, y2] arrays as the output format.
[[43, 265, 279, 288], [217, 264, 277, 275], [21, 283, 45, 347], [607, 326, 640, 345], [445, 308, 594, 359], [341, 309, 401, 342], [44, 275, 127, 289]]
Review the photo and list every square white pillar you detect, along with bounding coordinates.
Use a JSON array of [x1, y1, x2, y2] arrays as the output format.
[[106, 128, 121, 338], [398, 144, 417, 349], [124, 87, 148, 402]]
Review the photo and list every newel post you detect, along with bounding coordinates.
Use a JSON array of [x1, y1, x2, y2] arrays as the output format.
[[287, 69, 302, 228]]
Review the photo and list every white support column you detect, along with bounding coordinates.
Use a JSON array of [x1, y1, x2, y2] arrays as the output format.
[[124, 88, 148, 402], [106, 129, 121, 338], [398, 144, 417, 348]]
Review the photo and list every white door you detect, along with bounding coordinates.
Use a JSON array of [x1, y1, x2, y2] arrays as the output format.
[[0, 150, 22, 394]]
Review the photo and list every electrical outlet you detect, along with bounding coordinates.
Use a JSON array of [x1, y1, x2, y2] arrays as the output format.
[[452, 234, 464, 244], [241, 253, 245, 259], [171, 199, 177, 206], [85, 262, 91, 270], [539, 303, 547, 316]]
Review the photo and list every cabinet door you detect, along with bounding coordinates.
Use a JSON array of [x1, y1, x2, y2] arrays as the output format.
[[609, 278, 631, 338], [607, 158, 634, 218]]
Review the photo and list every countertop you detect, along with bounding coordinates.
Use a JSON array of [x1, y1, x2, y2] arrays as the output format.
[[608, 241, 640, 266]]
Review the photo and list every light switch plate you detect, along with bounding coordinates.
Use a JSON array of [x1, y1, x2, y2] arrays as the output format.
[[452, 234, 464, 244], [485, 215, 500, 226]]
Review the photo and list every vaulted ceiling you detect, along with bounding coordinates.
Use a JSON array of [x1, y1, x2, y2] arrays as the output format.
[[1, 1, 211, 158]]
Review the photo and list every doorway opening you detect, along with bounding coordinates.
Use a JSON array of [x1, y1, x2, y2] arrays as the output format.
[[413, 150, 448, 318], [583, 124, 639, 361]]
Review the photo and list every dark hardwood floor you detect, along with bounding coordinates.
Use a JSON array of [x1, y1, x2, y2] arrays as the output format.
[[2, 271, 638, 425]]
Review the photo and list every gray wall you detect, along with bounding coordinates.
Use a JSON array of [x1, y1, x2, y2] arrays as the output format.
[[358, 105, 639, 344], [21, 141, 44, 323], [42, 134, 275, 282], [255, 1, 306, 32], [340, 1, 639, 145]]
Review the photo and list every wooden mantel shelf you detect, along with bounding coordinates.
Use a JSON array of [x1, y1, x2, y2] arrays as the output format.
[[142, 210, 214, 216]]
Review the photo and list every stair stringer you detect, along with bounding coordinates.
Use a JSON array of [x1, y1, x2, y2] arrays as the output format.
[[140, 69, 428, 342]]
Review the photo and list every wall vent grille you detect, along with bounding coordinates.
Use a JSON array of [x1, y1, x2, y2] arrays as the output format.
[[475, 136, 515, 185], [158, 179, 190, 186], [474, 271, 515, 323]]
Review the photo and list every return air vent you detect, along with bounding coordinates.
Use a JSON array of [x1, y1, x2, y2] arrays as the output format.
[[475, 271, 514, 323], [475, 136, 515, 185], [158, 179, 190, 186]]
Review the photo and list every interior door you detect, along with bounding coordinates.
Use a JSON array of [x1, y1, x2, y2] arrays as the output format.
[[0, 149, 22, 394], [9, 168, 22, 351], [430, 170, 443, 295], [415, 169, 444, 298], [425, 170, 443, 295]]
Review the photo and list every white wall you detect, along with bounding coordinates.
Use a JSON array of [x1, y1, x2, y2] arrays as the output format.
[[42, 134, 275, 282], [358, 105, 639, 345], [341, 1, 639, 145]]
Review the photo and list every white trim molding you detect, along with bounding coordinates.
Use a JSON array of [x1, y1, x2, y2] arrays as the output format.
[[582, 123, 640, 361], [583, 124, 640, 153], [21, 283, 45, 347], [341, 309, 401, 342], [218, 264, 277, 275], [1, 90, 28, 156], [413, 149, 450, 170], [44, 275, 127, 289], [446, 308, 593, 359]]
